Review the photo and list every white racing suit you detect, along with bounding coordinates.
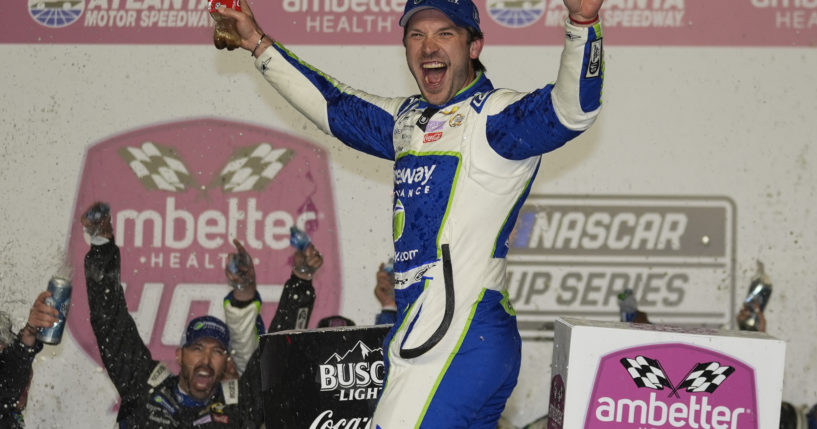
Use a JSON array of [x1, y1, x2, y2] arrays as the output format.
[[253, 19, 604, 429]]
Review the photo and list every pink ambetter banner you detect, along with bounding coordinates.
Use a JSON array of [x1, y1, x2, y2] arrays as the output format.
[[3, 0, 816, 46], [582, 343, 757, 429], [66, 118, 341, 373]]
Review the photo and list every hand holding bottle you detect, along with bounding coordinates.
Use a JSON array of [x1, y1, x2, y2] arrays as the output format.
[[225, 239, 256, 300]]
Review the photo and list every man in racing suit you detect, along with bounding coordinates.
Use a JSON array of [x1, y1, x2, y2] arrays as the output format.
[[214, 0, 605, 426], [80, 202, 318, 427]]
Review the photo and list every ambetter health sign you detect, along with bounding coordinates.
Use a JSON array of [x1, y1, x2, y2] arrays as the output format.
[[66, 118, 341, 370]]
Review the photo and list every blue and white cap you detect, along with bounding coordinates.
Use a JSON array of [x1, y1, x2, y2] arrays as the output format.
[[399, 0, 481, 33], [181, 315, 230, 350]]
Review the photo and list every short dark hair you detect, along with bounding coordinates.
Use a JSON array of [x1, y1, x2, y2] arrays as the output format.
[[401, 27, 487, 73]]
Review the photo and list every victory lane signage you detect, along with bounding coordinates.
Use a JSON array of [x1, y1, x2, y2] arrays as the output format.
[[259, 326, 391, 428], [548, 318, 785, 428], [585, 344, 757, 428], [67, 118, 341, 373], [4, 0, 816, 45]]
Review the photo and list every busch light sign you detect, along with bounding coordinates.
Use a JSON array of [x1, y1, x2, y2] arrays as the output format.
[[260, 326, 390, 428], [67, 118, 341, 371]]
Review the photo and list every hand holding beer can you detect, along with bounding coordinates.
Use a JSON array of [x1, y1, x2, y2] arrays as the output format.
[[37, 276, 72, 345], [737, 260, 772, 331]]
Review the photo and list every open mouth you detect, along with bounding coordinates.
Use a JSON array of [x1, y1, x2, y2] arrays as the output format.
[[422, 61, 447, 87], [192, 366, 214, 390]]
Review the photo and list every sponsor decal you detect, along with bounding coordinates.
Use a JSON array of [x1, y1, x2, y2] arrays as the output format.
[[393, 164, 435, 198], [193, 414, 212, 425], [585, 39, 602, 78], [222, 379, 238, 405], [295, 306, 310, 329], [423, 132, 443, 143], [262, 326, 389, 427], [28, 0, 84, 28], [393, 199, 405, 242], [152, 393, 179, 415], [507, 195, 735, 341], [448, 114, 464, 127], [426, 120, 446, 132], [488, 0, 546, 28], [416, 107, 440, 132], [548, 374, 566, 429], [67, 118, 341, 371], [394, 165, 436, 187], [147, 362, 171, 387], [318, 340, 385, 402], [310, 410, 373, 429], [583, 343, 757, 428], [470, 91, 489, 112]]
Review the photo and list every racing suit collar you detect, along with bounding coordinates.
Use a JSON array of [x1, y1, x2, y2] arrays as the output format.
[[173, 382, 218, 408], [416, 71, 493, 109]]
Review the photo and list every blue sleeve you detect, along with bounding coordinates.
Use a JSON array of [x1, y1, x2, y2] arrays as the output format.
[[270, 44, 398, 161], [486, 87, 582, 160], [375, 309, 397, 325], [486, 21, 604, 160]]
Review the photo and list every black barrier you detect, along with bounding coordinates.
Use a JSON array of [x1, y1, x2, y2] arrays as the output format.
[[260, 325, 391, 427]]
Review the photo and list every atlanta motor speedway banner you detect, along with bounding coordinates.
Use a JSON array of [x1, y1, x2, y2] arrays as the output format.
[[5, 0, 817, 46]]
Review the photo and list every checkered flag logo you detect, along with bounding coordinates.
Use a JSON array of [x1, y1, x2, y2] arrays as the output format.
[[215, 143, 294, 193], [675, 362, 735, 393], [118, 142, 195, 192], [620, 356, 674, 391]]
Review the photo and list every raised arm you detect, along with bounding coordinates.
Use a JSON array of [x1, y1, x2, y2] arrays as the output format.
[[81, 203, 156, 401], [484, 6, 605, 160], [212, 1, 404, 160]]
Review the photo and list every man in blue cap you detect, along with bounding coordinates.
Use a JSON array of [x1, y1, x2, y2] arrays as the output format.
[[214, 0, 605, 426], [176, 315, 232, 401]]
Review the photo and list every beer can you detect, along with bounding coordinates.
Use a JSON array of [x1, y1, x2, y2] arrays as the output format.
[[737, 261, 772, 331], [37, 276, 72, 345]]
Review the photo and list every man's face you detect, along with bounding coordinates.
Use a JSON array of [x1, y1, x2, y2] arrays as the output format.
[[176, 337, 229, 401], [404, 9, 483, 106]]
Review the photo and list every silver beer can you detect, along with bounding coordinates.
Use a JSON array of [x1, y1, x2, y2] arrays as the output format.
[[37, 276, 72, 345], [737, 261, 772, 331]]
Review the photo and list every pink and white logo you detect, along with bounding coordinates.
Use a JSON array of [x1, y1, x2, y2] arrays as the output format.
[[584, 343, 757, 429], [66, 118, 340, 372]]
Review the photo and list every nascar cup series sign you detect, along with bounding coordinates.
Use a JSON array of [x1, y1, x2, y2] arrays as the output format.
[[507, 195, 736, 340], [66, 118, 340, 369]]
